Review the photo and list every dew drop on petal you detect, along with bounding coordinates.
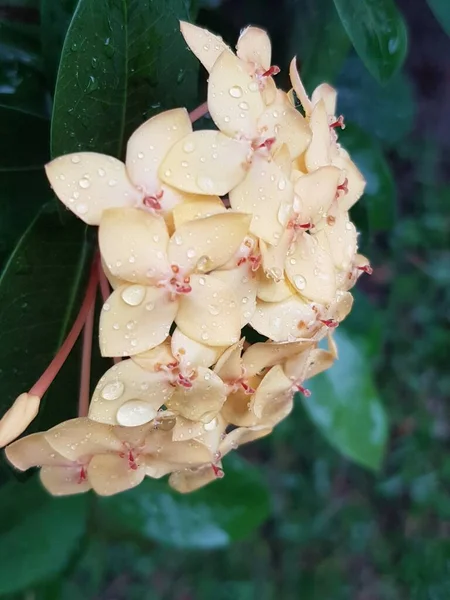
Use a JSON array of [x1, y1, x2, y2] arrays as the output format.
[[294, 275, 306, 290], [79, 178, 90, 189], [187, 248, 196, 259], [239, 101, 249, 110], [145, 302, 155, 311], [75, 203, 88, 215], [108, 179, 117, 187], [208, 304, 220, 316], [116, 400, 156, 427], [101, 381, 125, 401], [248, 81, 259, 92], [165, 169, 172, 177], [197, 175, 214, 192], [103, 302, 110, 312], [229, 85, 243, 98], [98, 168, 105, 177], [137, 152, 144, 159], [201, 332, 209, 341], [204, 417, 218, 431], [121, 285, 146, 306], [71, 155, 80, 164], [183, 141, 195, 153]]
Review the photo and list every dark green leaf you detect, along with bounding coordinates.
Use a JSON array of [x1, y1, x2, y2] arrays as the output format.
[[0, 476, 88, 595], [287, 0, 351, 90], [300, 329, 388, 470], [0, 205, 92, 426], [427, 0, 450, 37], [0, 107, 49, 169], [40, 0, 77, 85], [97, 455, 271, 549], [340, 122, 396, 232], [332, 0, 407, 83], [51, 0, 199, 158], [337, 55, 416, 146]]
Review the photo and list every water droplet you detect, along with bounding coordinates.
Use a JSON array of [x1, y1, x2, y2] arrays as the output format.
[[289, 258, 297, 265], [229, 85, 243, 98], [79, 178, 90, 189], [294, 275, 306, 290], [173, 234, 183, 246], [239, 101, 249, 110], [113, 323, 120, 330], [164, 169, 172, 177], [183, 141, 195, 153], [121, 285, 146, 306], [208, 304, 220, 316], [75, 203, 88, 215], [126, 320, 135, 330], [97, 168, 105, 177], [204, 417, 218, 431], [248, 81, 259, 92], [181, 160, 188, 168], [71, 155, 80, 164], [197, 175, 214, 192], [198, 277, 206, 286], [137, 152, 144, 159], [224, 116, 231, 123], [103, 302, 110, 312], [187, 248, 196, 259], [278, 178, 286, 191], [145, 302, 155, 311], [201, 332, 209, 341], [101, 381, 125, 401], [116, 400, 156, 426], [129, 256, 135, 264], [108, 179, 117, 187], [130, 339, 138, 347]]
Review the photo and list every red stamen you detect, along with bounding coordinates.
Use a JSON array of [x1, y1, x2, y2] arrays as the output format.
[[288, 219, 313, 231], [320, 319, 339, 328], [262, 65, 280, 78], [78, 466, 87, 484], [295, 384, 311, 397], [143, 191, 163, 211], [171, 264, 180, 274], [128, 450, 138, 471], [177, 373, 193, 389], [241, 381, 256, 395], [211, 463, 225, 478], [357, 264, 373, 275], [189, 101, 209, 123], [249, 255, 261, 271], [336, 178, 349, 198], [330, 115, 345, 129]]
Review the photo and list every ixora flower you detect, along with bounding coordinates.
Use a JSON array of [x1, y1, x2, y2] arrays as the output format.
[[2, 20, 373, 497]]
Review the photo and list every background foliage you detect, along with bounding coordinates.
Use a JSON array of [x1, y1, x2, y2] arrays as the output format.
[[0, 0, 449, 597]]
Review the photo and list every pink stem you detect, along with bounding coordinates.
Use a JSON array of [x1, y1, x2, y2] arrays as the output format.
[[29, 255, 100, 398], [98, 261, 111, 303], [78, 296, 95, 417], [189, 101, 209, 123]]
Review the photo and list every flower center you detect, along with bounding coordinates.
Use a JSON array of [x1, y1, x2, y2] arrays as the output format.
[[236, 236, 261, 272], [329, 115, 345, 130], [157, 265, 192, 298], [335, 178, 349, 199], [142, 189, 164, 211]]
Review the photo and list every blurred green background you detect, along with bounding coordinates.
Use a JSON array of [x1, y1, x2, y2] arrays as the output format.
[[0, 0, 449, 597]]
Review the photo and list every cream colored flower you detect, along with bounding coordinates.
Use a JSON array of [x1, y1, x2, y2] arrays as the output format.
[[98, 207, 252, 355], [0, 393, 41, 448]]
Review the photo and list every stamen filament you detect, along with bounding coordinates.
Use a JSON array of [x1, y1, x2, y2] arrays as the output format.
[[78, 295, 96, 418], [189, 101, 209, 124]]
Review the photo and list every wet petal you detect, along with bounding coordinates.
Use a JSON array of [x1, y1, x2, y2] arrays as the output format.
[[179, 21, 231, 72], [258, 90, 312, 159], [305, 100, 332, 171], [242, 339, 315, 377], [208, 50, 265, 138], [236, 26, 271, 70], [5, 432, 73, 471], [171, 328, 225, 368], [87, 453, 145, 496], [257, 271, 293, 303], [311, 83, 337, 116], [89, 359, 173, 426], [251, 365, 293, 419], [285, 347, 334, 382], [168, 212, 251, 272], [176, 274, 241, 346], [285, 232, 336, 304], [219, 426, 271, 455], [45, 153, 141, 225], [171, 416, 204, 442], [213, 339, 244, 382], [132, 339, 174, 371], [229, 154, 294, 245], [144, 429, 213, 466], [250, 295, 317, 342], [260, 230, 293, 281], [172, 196, 226, 229], [314, 209, 357, 271], [222, 380, 261, 426], [126, 108, 192, 194], [213, 264, 258, 326], [40, 465, 91, 496], [159, 130, 250, 196], [169, 465, 217, 493], [289, 57, 313, 115], [332, 150, 366, 211], [100, 285, 178, 357], [294, 166, 341, 224], [273, 143, 292, 176], [101, 259, 126, 290], [99, 208, 170, 284], [0, 392, 40, 448], [44, 418, 122, 462], [166, 367, 227, 422], [326, 290, 354, 323]]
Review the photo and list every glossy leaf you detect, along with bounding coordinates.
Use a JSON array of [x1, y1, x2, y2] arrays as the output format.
[[51, 0, 199, 158], [289, 0, 351, 90], [0, 107, 49, 169], [340, 122, 396, 231], [0, 476, 88, 595], [40, 0, 77, 84], [337, 55, 416, 146], [427, 0, 450, 37], [97, 455, 271, 549], [332, 0, 408, 83], [0, 205, 92, 426], [299, 329, 388, 470]]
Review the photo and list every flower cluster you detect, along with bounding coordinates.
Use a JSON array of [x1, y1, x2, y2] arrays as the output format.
[[4, 22, 370, 496]]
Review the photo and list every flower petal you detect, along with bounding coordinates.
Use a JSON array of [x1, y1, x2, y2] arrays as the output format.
[[159, 130, 250, 196], [250, 296, 317, 342], [285, 347, 334, 382], [229, 154, 294, 245], [172, 196, 226, 229], [305, 100, 332, 171], [168, 212, 251, 272], [219, 426, 271, 455], [236, 26, 272, 71], [176, 274, 241, 346], [166, 367, 227, 422], [285, 232, 336, 304], [169, 465, 217, 493], [179, 21, 231, 72], [44, 418, 122, 462], [213, 264, 258, 326], [221, 380, 261, 426], [251, 365, 293, 419], [260, 230, 293, 281], [242, 339, 315, 377], [294, 166, 341, 224], [126, 108, 192, 194], [311, 83, 337, 117], [131, 339, 174, 371], [99, 208, 170, 284], [40, 465, 91, 496], [45, 153, 141, 225], [171, 328, 225, 368], [289, 57, 313, 116], [89, 359, 173, 426], [213, 339, 244, 382], [208, 50, 265, 138], [5, 432, 73, 471], [257, 271, 293, 303], [100, 285, 178, 357], [332, 150, 366, 211], [314, 209, 357, 271], [87, 453, 145, 496], [144, 429, 213, 466], [171, 416, 204, 442], [0, 392, 40, 448], [258, 90, 312, 159]]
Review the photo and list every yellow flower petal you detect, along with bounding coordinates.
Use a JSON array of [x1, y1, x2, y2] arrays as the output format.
[[131, 339, 174, 371], [221, 379, 262, 426], [242, 339, 315, 377], [250, 296, 317, 342], [171, 328, 225, 368], [257, 271, 293, 303], [294, 166, 341, 224], [208, 50, 265, 138], [285, 347, 334, 382], [311, 83, 337, 117], [5, 432, 73, 471], [179, 21, 230, 72], [144, 429, 213, 466], [0, 392, 40, 448], [229, 154, 294, 245], [89, 359, 173, 426], [213, 264, 258, 326], [99, 208, 170, 284], [40, 465, 91, 496], [87, 453, 145, 496], [219, 426, 271, 455], [166, 367, 227, 422], [169, 465, 218, 493], [213, 339, 244, 381], [159, 130, 250, 196], [126, 108, 192, 194], [332, 150, 366, 211], [171, 416, 204, 442], [167, 212, 251, 272], [305, 100, 332, 171], [260, 231, 292, 281], [172, 196, 226, 229], [236, 26, 272, 71], [176, 274, 241, 347], [101, 259, 126, 290], [314, 209, 357, 271], [285, 232, 336, 304], [45, 153, 141, 225], [251, 365, 293, 420], [100, 285, 178, 357], [289, 57, 313, 116]]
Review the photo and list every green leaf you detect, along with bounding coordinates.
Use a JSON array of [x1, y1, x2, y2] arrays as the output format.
[[51, 0, 199, 158], [97, 455, 271, 549], [300, 329, 388, 470], [339, 122, 396, 232], [40, 0, 77, 85], [287, 0, 351, 90], [332, 0, 408, 83], [0, 107, 49, 169], [0, 205, 92, 428], [426, 0, 450, 37], [337, 55, 416, 146], [0, 476, 88, 595]]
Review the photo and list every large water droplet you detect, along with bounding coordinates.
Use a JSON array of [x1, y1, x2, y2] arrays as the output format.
[[79, 178, 90, 189], [294, 275, 306, 290], [117, 400, 157, 426], [101, 380, 125, 401], [71, 155, 80, 164], [229, 85, 243, 98], [75, 203, 88, 215], [121, 285, 146, 306]]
